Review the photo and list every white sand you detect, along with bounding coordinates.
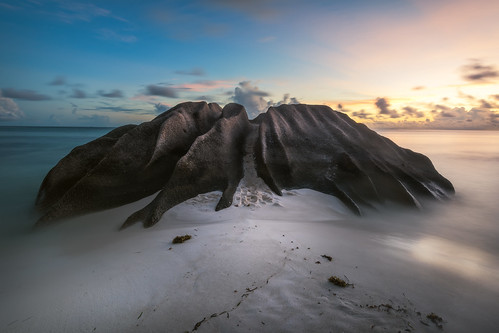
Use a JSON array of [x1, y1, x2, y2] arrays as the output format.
[[1, 184, 498, 332]]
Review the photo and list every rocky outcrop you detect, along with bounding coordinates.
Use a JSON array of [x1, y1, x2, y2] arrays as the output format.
[[36, 102, 222, 226], [35, 102, 454, 228], [254, 104, 454, 214]]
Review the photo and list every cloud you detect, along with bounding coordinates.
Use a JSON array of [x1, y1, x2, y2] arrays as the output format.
[[375, 97, 399, 118], [174, 68, 206, 76], [402, 106, 425, 118], [154, 103, 170, 113], [461, 59, 499, 82], [271, 93, 300, 106], [434, 104, 457, 117], [173, 80, 233, 92], [480, 99, 493, 109], [1, 88, 51, 101], [192, 95, 215, 102], [412, 86, 426, 91], [49, 76, 66, 86], [98, 89, 124, 98], [231, 81, 299, 117], [232, 81, 271, 117], [0, 97, 24, 121], [71, 102, 78, 114], [430, 105, 498, 129], [77, 114, 110, 126], [85, 106, 141, 113], [70, 89, 87, 98], [145, 85, 178, 98], [351, 110, 372, 119]]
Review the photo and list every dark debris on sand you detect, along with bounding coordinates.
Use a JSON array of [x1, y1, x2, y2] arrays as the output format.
[[172, 235, 192, 244]]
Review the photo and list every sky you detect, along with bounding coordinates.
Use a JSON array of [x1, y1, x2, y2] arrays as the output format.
[[0, 0, 498, 129]]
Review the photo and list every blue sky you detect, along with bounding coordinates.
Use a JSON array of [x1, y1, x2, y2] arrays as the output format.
[[0, 0, 498, 128]]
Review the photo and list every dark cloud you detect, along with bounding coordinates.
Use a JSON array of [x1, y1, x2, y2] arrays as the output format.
[[90, 106, 141, 113], [145, 85, 178, 98], [412, 86, 426, 91], [480, 99, 493, 109], [154, 103, 170, 113], [375, 97, 390, 113], [0, 97, 24, 121], [490, 113, 499, 125], [77, 114, 110, 126], [70, 89, 87, 99], [49, 76, 66, 86], [402, 106, 425, 118], [192, 80, 220, 87], [174, 68, 205, 76], [1, 88, 52, 101], [192, 95, 215, 101], [440, 111, 455, 118], [461, 59, 499, 82], [435, 106, 465, 118], [351, 110, 372, 119], [491, 94, 499, 101], [336, 103, 352, 112], [430, 106, 498, 129], [374, 97, 399, 118], [435, 104, 452, 113], [98, 89, 124, 98]]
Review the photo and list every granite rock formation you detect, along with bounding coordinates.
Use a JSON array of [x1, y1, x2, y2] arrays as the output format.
[[35, 102, 454, 228]]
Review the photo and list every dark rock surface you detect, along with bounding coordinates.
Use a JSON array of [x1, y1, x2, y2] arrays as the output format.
[[36, 102, 222, 226], [35, 102, 454, 228], [255, 104, 454, 215]]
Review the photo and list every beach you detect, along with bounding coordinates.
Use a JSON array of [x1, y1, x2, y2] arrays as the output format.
[[1, 127, 498, 332]]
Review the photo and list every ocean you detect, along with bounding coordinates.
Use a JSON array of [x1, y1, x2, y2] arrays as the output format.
[[0, 126, 498, 332], [0, 126, 113, 237]]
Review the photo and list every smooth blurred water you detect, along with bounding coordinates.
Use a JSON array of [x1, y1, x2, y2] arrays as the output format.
[[0, 126, 112, 236], [375, 129, 499, 295], [378, 130, 499, 251], [1, 127, 498, 246]]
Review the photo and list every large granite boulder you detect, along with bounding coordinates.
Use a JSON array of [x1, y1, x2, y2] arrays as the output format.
[[36, 102, 222, 226], [35, 102, 454, 228], [254, 104, 454, 214]]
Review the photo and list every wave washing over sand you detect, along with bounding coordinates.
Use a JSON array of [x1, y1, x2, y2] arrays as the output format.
[[1, 127, 498, 332]]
